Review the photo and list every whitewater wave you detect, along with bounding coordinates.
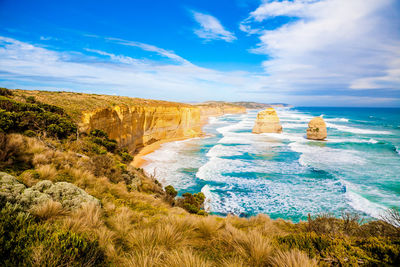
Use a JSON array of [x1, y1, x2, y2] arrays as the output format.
[[290, 142, 365, 170], [341, 180, 387, 219], [327, 138, 379, 144], [326, 123, 392, 135], [395, 146, 400, 156], [281, 123, 308, 129], [201, 184, 215, 212], [325, 118, 349, 122]]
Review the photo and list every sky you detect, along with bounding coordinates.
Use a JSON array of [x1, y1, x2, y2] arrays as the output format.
[[0, 0, 399, 107]]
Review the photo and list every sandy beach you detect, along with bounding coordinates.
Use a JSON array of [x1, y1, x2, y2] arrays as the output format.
[[131, 136, 199, 168]]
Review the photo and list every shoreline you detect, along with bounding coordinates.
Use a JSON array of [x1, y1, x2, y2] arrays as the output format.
[[131, 135, 203, 168], [131, 114, 233, 168]]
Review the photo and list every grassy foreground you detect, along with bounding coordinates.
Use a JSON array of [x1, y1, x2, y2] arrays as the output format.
[[1, 88, 400, 266]]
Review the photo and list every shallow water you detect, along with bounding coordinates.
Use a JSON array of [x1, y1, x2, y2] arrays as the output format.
[[143, 107, 400, 222]]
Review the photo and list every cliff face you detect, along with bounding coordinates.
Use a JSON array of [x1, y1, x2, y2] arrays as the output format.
[[252, 108, 283, 134], [81, 103, 246, 152], [196, 103, 246, 123], [14, 90, 246, 153], [82, 105, 202, 152]]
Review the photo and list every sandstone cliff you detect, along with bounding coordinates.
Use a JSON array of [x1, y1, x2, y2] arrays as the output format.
[[195, 102, 246, 123], [307, 117, 327, 140], [14, 90, 246, 153], [82, 105, 203, 152], [252, 108, 283, 134]]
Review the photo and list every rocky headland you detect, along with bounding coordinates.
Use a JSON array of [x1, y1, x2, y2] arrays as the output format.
[[14, 90, 246, 155], [252, 108, 283, 134]]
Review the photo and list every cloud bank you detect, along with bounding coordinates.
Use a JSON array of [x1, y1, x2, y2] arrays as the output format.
[[241, 0, 400, 96]]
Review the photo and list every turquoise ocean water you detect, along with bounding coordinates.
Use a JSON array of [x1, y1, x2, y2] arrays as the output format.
[[143, 107, 400, 222]]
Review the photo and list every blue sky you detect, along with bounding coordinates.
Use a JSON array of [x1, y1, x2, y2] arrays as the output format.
[[0, 0, 399, 106]]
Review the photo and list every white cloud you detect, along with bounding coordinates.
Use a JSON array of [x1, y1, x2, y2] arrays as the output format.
[[241, 0, 400, 94], [84, 48, 144, 65], [192, 11, 237, 42], [105, 37, 191, 64], [0, 36, 265, 102]]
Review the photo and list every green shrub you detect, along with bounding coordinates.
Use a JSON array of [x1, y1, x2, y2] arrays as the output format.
[[90, 129, 108, 138], [165, 185, 178, 198], [177, 192, 207, 215], [23, 130, 36, 137], [277, 232, 332, 258], [357, 237, 400, 265], [0, 96, 76, 139], [26, 96, 36, 103], [0, 203, 106, 266], [119, 151, 133, 163], [0, 88, 13, 97], [89, 129, 117, 152]]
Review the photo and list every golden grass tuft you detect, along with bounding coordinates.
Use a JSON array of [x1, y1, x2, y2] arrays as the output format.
[[163, 249, 211, 267], [109, 206, 137, 238], [19, 170, 40, 187], [30, 200, 65, 220], [125, 247, 164, 267], [195, 215, 224, 239], [219, 256, 247, 267], [128, 223, 190, 251], [63, 203, 103, 232], [25, 137, 47, 154], [222, 224, 273, 266], [269, 249, 318, 267], [36, 164, 58, 180]]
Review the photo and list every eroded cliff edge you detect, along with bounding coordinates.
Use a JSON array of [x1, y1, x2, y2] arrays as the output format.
[[14, 90, 246, 153], [82, 102, 246, 152], [81, 105, 203, 152]]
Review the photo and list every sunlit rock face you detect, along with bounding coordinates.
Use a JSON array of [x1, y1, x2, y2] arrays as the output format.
[[252, 108, 282, 134], [306, 117, 327, 140], [81, 103, 246, 153], [82, 105, 202, 152], [197, 103, 247, 124]]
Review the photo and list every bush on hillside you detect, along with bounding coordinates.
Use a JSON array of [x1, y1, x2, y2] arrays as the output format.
[[0, 88, 13, 97], [176, 192, 206, 215], [89, 129, 118, 152], [0, 96, 76, 139], [165, 185, 177, 198], [0, 203, 106, 266]]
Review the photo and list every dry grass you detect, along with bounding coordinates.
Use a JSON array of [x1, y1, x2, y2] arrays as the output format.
[[163, 249, 211, 267], [219, 257, 247, 267], [269, 249, 318, 267], [13, 89, 194, 120], [30, 200, 66, 220], [63, 203, 103, 232], [128, 223, 190, 251], [36, 164, 58, 180], [125, 247, 164, 267], [19, 170, 40, 187], [222, 224, 273, 266], [109, 207, 137, 238], [195, 216, 224, 239]]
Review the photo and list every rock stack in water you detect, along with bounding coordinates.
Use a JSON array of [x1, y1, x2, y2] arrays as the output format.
[[306, 117, 327, 140], [252, 108, 282, 134]]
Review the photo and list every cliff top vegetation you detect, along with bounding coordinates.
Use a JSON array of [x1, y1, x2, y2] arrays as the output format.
[[11, 89, 197, 120]]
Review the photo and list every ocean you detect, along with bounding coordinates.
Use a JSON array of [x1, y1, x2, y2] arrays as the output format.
[[143, 107, 400, 222]]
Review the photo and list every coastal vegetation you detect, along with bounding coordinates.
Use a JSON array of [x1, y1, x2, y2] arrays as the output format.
[[0, 88, 399, 266]]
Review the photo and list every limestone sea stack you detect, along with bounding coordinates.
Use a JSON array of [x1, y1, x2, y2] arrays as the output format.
[[252, 108, 282, 134], [307, 117, 327, 140]]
